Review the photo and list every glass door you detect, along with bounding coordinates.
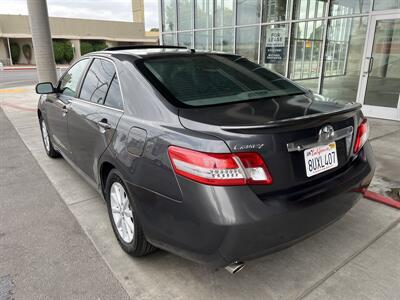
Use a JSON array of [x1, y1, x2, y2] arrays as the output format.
[[359, 14, 400, 120]]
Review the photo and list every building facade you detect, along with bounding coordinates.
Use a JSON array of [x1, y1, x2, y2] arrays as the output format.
[[0, 0, 157, 66], [159, 0, 400, 120]]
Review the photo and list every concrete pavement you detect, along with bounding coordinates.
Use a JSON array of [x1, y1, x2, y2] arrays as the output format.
[[0, 86, 399, 299], [0, 109, 129, 299]]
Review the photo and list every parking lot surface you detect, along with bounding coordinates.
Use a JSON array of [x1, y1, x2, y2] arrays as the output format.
[[1, 86, 399, 299]]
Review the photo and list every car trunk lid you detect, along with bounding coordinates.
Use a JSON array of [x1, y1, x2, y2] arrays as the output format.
[[178, 94, 361, 195]]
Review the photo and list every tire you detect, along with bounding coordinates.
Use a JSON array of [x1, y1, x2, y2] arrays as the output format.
[[39, 117, 60, 158], [105, 169, 156, 256]]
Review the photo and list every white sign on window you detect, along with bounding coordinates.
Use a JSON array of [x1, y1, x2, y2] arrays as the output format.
[[266, 28, 286, 48]]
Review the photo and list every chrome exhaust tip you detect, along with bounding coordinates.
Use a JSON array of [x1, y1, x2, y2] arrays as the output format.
[[224, 261, 245, 274]]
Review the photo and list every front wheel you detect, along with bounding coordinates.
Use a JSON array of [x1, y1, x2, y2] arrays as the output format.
[[105, 169, 156, 256], [39, 117, 60, 158]]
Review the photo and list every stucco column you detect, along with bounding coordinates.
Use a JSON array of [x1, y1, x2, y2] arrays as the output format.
[[70, 39, 81, 61], [132, 0, 144, 23], [27, 0, 57, 84]]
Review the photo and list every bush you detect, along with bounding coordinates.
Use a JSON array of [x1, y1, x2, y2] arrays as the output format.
[[53, 40, 65, 64], [63, 41, 74, 63], [10, 43, 20, 64], [80, 41, 94, 55], [22, 44, 32, 64], [92, 41, 107, 52]]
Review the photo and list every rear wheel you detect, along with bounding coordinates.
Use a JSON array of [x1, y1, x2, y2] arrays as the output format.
[[105, 169, 156, 256], [39, 117, 60, 158]]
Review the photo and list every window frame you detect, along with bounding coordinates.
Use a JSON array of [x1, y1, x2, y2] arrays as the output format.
[[73, 56, 125, 111], [57, 58, 91, 98]]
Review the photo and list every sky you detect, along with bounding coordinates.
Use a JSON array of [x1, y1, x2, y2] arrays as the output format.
[[0, 0, 159, 30]]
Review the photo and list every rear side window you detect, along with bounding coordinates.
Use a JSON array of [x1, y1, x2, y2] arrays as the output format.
[[140, 54, 304, 107], [59, 59, 90, 97], [104, 74, 123, 110], [80, 59, 115, 104]]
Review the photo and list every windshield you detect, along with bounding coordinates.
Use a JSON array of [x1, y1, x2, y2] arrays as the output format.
[[139, 54, 304, 107]]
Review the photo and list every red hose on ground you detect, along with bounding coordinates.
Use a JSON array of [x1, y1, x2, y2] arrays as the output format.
[[363, 190, 400, 209]]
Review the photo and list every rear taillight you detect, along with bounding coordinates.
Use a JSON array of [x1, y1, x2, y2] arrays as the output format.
[[168, 146, 272, 186], [354, 118, 369, 154]]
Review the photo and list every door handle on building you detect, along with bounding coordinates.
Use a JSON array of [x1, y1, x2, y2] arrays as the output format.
[[368, 57, 374, 74]]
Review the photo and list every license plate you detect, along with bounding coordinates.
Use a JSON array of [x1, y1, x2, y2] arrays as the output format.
[[304, 142, 338, 177]]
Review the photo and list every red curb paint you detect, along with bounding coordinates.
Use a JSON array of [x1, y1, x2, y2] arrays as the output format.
[[0, 102, 36, 112], [363, 190, 400, 209]]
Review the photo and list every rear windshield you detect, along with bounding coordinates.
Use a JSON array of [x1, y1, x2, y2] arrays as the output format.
[[138, 54, 304, 107]]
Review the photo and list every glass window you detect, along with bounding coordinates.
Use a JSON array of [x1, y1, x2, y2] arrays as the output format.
[[262, 0, 290, 22], [80, 59, 115, 104], [330, 0, 371, 16], [104, 74, 123, 110], [374, 1, 400, 10], [59, 59, 90, 97], [321, 17, 367, 102], [140, 55, 304, 107], [178, 0, 193, 30], [293, 0, 327, 19], [195, 0, 213, 28], [213, 28, 234, 52], [178, 32, 193, 47], [195, 30, 212, 50], [237, 0, 262, 25], [162, 0, 176, 32], [163, 33, 177, 45], [214, 0, 234, 27], [364, 19, 400, 108], [288, 20, 324, 91], [236, 26, 260, 62], [261, 24, 289, 75]]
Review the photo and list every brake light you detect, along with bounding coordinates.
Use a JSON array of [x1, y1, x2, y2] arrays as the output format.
[[168, 146, 272, 186], [354, 118, 369, 154]]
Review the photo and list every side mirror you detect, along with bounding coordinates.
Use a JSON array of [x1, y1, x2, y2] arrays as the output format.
[[36, 82, 56, 94]]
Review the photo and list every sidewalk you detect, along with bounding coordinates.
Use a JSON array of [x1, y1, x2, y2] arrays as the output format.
[[0, 86, 399, 299], [0, 109, 129, 299]]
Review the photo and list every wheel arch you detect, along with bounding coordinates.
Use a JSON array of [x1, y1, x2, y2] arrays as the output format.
[[99, 161, 116, 195]]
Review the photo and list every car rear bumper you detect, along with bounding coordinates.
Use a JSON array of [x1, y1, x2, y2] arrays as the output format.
[[128, 143, 375, 268]]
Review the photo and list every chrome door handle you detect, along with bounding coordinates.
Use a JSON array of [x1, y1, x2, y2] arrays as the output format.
[[97, 120, 111, 130]]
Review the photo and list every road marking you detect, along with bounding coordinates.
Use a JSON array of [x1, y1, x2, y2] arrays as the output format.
[[0, 88, 29, 93]]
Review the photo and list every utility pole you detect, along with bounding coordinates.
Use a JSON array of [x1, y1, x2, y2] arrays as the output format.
[[27, 0, 57, 84]]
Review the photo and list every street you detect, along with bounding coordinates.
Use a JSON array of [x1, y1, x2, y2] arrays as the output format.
[[0, 67, 67, 89]]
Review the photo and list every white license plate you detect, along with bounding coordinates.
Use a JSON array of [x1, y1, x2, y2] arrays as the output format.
[[304, 142, 338, 177]]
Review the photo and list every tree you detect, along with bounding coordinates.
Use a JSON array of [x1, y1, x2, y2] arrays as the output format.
[[63, 41, 74, 63], [150, 28, 159, 32], [10, 43, 20, 64], [22, 44, 32, 64]]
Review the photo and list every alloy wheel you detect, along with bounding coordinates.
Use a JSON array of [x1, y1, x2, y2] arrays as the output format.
[[110, 182, 135, 243], [41, 120, 50, 152]]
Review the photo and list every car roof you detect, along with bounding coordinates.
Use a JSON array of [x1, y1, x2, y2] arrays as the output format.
[[91, 45, 240, 60]]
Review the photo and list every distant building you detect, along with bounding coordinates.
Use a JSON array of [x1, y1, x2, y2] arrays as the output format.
[[0, 0, 158, 65], [158, 0, 400, 121]]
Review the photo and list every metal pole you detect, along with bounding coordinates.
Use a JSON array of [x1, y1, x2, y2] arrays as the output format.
[[27, 0, 57, 84]]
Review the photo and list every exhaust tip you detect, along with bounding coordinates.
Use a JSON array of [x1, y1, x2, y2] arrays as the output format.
[[225, 261, 245, 274]]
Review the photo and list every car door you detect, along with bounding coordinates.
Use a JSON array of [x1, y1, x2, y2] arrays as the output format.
[[45, 58, 90, 156], [67, 57, 124, 180]]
